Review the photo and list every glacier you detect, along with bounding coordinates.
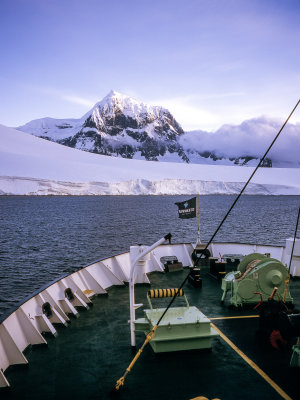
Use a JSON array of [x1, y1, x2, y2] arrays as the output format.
[[1, 124, 300, 196]]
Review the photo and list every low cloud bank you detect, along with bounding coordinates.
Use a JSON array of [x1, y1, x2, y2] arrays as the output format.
[[179, 117, 300, 166]]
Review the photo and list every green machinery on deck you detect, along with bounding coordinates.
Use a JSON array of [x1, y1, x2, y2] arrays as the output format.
[[291, 340, 300, 367], [134, 288, 218, 353], [221, 253, 293, 307]]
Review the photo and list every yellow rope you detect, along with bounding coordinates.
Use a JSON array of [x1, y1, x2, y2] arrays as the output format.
[[211, 323, 292, 400], [210, 315, 259, 320], [115, 325, 158, 390], [283, 274, 290, 302], [190, 397, 221, 400], [269, 286, 278, 300]]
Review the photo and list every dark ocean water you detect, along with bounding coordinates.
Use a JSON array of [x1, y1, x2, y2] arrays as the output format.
[[0, 195, 299, 317]]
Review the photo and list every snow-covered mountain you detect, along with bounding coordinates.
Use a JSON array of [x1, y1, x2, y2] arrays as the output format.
[[1, 124, 300, 195], [17, 91, 300, 168], [18, 91, 189, 163]]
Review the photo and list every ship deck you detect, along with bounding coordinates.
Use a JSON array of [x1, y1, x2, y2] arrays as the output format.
[[2, 264, 300, 400]]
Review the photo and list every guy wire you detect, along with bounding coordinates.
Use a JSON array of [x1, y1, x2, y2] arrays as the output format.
[[288, 206, 300, 274]]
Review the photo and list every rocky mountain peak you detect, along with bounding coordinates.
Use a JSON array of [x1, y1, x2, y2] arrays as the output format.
[[86, 90, 166, 122], [82, 91, 184, 140], [18, 91, 188, 162], [92, 90, 134, 110]]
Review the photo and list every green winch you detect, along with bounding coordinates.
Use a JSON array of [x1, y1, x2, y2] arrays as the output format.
[[221, 253, 293, 307]]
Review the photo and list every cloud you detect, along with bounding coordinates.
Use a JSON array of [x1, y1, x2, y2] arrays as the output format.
[[179, 116, 300, 166], [149, 93, 246, 131], [197, 92, 246, 100], [61, 95, 94, 107], [148, 95, 220, 131], [23, 83, 96, 108]]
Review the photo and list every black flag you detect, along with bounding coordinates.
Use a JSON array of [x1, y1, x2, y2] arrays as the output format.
[[175, 197, 197, 219]]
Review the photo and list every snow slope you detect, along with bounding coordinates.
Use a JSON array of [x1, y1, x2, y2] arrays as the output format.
[[1, 124, 300, 195]]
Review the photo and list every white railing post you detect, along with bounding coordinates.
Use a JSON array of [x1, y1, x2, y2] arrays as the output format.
[[129, 233, 171, 348]]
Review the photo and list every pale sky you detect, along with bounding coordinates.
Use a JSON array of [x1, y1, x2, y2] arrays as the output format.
[[0, 0, 299, 131]]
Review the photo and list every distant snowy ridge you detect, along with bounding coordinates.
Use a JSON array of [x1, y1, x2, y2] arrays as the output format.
[[1, 124, 300, 195], [1, 176, 298, 196], [17, 91, 300, 167]]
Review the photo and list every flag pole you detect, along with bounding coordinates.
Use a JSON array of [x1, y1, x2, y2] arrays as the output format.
[[196, 193, 201, 246]]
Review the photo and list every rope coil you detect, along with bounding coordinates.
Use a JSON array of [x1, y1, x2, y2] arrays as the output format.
[[148, 288, 184, 298]]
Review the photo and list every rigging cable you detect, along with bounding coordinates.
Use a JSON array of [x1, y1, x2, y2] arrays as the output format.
[[283, 206, 300, 301], [288, 206, 300, 275], [114, 99, 300, 391]]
